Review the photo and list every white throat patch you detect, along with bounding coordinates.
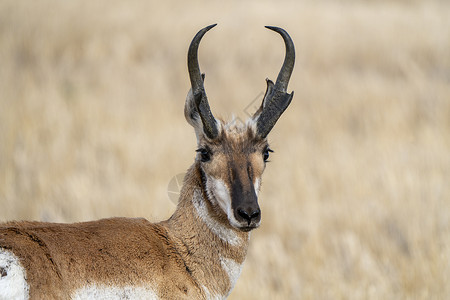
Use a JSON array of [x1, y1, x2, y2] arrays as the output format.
[[72, 284, 158, 300], [220, 257, 243, 297]]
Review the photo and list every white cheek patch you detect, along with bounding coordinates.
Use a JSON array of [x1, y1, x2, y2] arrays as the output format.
[[206, 177, 241, 229], [72, 284, 158, 300], [210, 178, 232, 217], [0, 249, 29, 300], [254, 177, 261, 196]]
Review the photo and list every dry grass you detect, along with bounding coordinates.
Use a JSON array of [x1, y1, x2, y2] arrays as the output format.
[[1, 0, 449, 299]]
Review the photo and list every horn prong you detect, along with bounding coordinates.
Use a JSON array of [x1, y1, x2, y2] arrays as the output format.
[[255, 26, 295, 138]]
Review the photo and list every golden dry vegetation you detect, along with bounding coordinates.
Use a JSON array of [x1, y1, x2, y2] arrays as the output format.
[[1, 0, 449, 299]]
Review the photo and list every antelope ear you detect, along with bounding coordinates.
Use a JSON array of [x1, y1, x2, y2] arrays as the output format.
[[185, 75, 206, 138], [185, 74, 219, 140]]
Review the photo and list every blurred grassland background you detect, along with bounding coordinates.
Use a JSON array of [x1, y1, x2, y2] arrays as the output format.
[[1, 0, 450, 299]]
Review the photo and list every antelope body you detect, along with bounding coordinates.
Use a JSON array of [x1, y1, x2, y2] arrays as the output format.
[[0, 24, 295, 300]]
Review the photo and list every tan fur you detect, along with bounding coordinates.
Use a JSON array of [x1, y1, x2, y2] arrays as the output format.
[[197, 124, 267, 193], [0, 23, 294, 298], [0, 123, 264, 299]]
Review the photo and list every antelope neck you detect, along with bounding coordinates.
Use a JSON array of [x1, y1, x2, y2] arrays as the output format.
[[163, 164, 250, 297]]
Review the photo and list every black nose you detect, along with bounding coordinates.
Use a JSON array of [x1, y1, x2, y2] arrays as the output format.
[[237, 208, 261, 226]]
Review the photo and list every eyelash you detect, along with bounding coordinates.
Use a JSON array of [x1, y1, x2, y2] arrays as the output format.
[[263, 148, 273, 162]]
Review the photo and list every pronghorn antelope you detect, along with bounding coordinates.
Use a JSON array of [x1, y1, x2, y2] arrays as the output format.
[[0, 24, 294, 300]]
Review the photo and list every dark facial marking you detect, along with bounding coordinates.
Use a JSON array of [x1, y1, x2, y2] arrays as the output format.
[[196, 146, 212, 163]]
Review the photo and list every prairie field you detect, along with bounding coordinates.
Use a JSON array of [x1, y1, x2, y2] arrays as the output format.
[[1, 0, 449, 299]]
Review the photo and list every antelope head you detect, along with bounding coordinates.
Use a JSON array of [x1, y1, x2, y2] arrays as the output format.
[[185, 24, 294, 232]]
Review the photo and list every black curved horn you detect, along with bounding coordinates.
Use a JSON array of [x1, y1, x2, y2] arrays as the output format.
[[188, 24, 219, 139], [266, 26, 295, 92], [256, 26, 295, 138]]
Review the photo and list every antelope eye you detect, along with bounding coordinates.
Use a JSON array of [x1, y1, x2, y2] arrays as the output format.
[[196, 148, 211, 162], [263, 148, 273, 162]]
